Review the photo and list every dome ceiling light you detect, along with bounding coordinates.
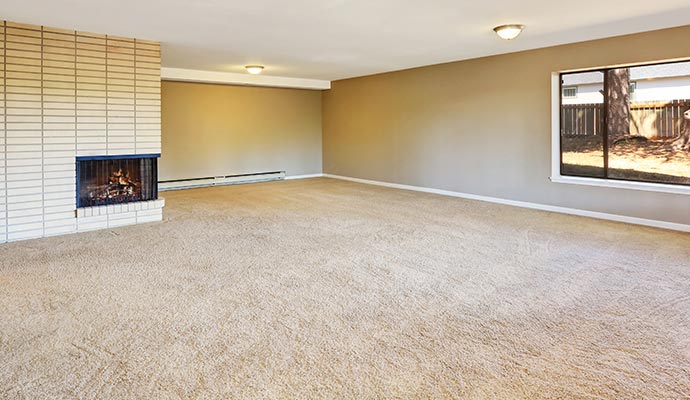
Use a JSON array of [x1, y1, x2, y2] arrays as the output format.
[[245, 65, 265, 74], [493, 24, 525, 40]]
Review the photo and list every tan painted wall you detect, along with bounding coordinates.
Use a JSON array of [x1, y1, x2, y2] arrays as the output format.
[[322, 25, 690, 225], [160, 81, 322, 181]]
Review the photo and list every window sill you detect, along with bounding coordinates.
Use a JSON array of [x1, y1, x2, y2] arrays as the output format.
[[550, 175, 690, 195]]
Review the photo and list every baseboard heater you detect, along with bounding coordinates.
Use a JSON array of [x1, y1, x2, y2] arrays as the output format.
[[158, 171, 286, 191]]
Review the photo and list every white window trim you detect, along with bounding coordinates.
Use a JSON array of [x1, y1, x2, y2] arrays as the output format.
[[550, 73, 690, 196]]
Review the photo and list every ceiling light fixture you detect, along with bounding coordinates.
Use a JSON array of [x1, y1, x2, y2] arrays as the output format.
[[493, 24, 525, 40], [245, 65, 264, 75]]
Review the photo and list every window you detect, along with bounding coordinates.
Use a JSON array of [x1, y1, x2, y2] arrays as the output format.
[[559, 60, 690, 187], [562, 86, 578, 98]]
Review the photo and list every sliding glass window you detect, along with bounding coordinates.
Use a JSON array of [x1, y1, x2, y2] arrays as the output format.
[[560, 60, 690, 186]]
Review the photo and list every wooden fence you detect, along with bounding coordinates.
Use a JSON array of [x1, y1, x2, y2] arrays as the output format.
[[561, 103, 605, 136], [561, 99, 689, 138]]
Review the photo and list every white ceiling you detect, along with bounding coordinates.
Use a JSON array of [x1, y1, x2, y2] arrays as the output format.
[[2, 0, 690, 81]]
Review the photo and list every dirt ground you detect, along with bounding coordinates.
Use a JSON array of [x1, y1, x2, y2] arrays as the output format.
[[561, 135, 690, 185]]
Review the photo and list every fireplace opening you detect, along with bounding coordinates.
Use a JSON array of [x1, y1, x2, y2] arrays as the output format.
[[76, 155, 159, 208]]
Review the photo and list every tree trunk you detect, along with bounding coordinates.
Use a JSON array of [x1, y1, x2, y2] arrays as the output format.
[[606, 68, 631, 137], [672, 108, 690, 150]]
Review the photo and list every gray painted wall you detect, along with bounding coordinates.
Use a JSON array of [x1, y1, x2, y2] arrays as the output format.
[[322, 25, 690, 225]]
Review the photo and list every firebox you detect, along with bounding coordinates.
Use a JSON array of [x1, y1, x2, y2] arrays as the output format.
[[76, 154, 159, 208]]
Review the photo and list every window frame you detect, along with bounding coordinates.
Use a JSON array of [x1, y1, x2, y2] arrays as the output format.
[[562, 86, 578, 98], [629, 81, 637, 101], [550, 58, 690, 196]]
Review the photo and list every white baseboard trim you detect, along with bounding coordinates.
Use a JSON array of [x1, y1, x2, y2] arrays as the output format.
[[160, 171, 285, 191], [322, 174, 690, 233], [284, 173, 324, 180]]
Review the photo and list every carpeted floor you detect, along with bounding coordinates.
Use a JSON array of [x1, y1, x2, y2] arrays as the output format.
[[0, 178, 689, 399]]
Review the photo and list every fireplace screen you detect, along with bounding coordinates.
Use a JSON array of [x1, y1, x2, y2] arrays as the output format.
[[76, 155, 158, 208]]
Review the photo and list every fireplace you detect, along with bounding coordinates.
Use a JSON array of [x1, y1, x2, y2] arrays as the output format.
[[76, 154, 159, 208]]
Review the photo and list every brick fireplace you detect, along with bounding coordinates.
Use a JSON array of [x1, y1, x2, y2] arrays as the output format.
[[0, 20, 163, 242]]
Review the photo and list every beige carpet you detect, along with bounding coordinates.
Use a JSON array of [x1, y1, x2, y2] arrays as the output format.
[[1, 178, 689, 399]]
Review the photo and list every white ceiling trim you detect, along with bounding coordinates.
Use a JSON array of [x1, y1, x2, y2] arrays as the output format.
[[161, 68, 330, 90]]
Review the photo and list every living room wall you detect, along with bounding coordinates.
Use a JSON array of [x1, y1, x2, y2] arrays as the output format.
[[160, 81, 322, 181], [322, 25, 690, 226]]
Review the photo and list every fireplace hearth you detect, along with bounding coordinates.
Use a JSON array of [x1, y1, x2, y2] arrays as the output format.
[[76, 154, 159, 208]]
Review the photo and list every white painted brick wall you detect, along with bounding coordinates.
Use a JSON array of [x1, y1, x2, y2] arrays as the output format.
[[1, 21, 5, 244], [0, 21, 161, 244]]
